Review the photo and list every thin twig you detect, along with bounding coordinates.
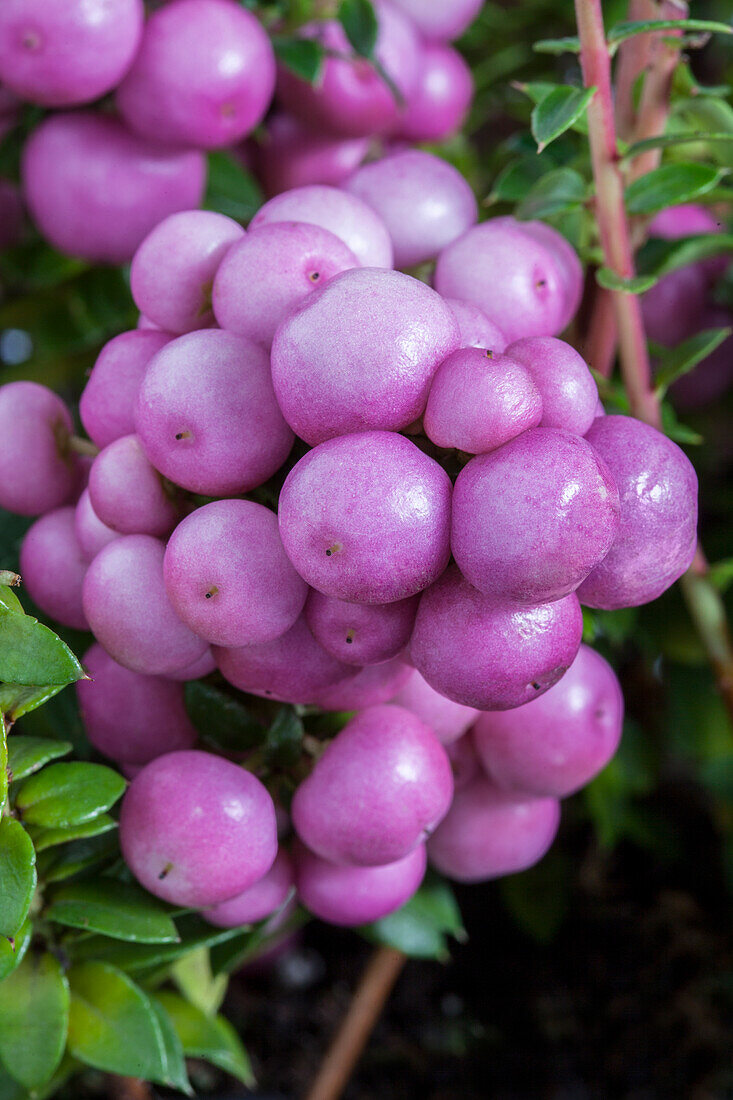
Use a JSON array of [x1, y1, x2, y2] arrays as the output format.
[[614, 0, 659, 139], [306, 946, 407, 1100], [582, 284, 617, 376]]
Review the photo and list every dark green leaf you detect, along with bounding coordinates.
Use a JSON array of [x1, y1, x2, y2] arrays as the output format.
[[263, 707, 304, 769], [708, 559, 733, 594], [16, 762, 125, 828], [339, 0, 379, 58], [0, 953, 69, 1089], [67, 961, 169, 1080], [531, 85, 596, 152], [0, 608, 85, 688], [487, 157, 547, 203], [361, 874, 465, 961], [7, 737, 72, 783], [0, 1065, 26, 1100], [637, 233, 733, 278], [0, 716, 6, 817], [625, 163, 726, 215], [655, 327, 732, 394], [660, 401, 703, 445], [46, 881, 179, 944], [517, 167, 586, 219], [0, 920, 31, 984], [0, 684, 71, 723], [30, 814, 117, 852], [0, 242, 88, 292], [184, 679, 265, 754], [37, 832, 119, 885], [68, 914, 245, 973], [596, 267, 658, 293], [148, 999, 193, 1095], [272, 35, 325, 82], [622, 131, 733, 161], [204, 152, 263, 223], [499, 849, 569, 942], [607, 19, 733, 51], [156, 992, 256, 1088], [0, 819, 36, 939]]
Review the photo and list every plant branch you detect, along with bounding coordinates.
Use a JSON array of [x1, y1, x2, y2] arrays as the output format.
[[574, 0, 733, 726], [305, 946, 407, 1100]]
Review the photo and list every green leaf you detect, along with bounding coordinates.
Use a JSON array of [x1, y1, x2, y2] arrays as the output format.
[[272, 35, 325, 82], [156, 991, 256, 1088], [637, 233, 733, 279], [0, 919, 31, 984], [0, 716, 7, 817], [660, 401, 703, 445], [499, 849, 569, 943], [708, 559, 733, 594], [487, 157, 547, 204], [149, 999, 193, 1095], [0, 609, 84, 688], [263, 707, 304, 769], [596, 267, 658, 293], [607, 19, 733, 51], [37, 832, 119, 885], [533, 36, 581, 55], [46, 881, 179, 944], [339, 0, 378, 58], [16, 762, 125, 828], [204, 151, 263, 223], [622, 131, 733, 162], [0, 1065, 26, 1100], [516, 167, 586, 220], [0, 818, 36, 939], [171, 948, 228, 1016], [531, 85, 596, 152], [361, 874, 465, 961], [0, 586, 22, 614], [0, 953, 69, 1089], [68, 914, 245, 973], [0, 684, 71, 723], [7, 737, 72, 783], [29, 814, 117, 852], [184, 679, 265, 755], [67, 961, 171, 1081], [655, 327, 732, 395], [625, 163, 727, 215]]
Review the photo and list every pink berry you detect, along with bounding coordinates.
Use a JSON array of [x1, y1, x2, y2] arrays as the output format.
[[578, 416, 698, 609], [205, 849, 295, 927], [88, 435, 179, 538], [254, 113, 369, 196], [212, 221, 357, 348], [19, 507, 88, 630], [131, 210, 244, 335], [305, 590, 418, 666], [116, 0, 275, 149], [642, 264, 709, 348], [443, 298, 508, 351], [276, 3, 418, 139], [120, 750, 277, 907], [507, 336, 598, 436], [388, 668, 479, 746], [163, 500, 308, 648], [452, 428, 620, 605], [165, 649, 217, 682], [271, 269, 458, 444], [388, 0, 483, 41], [312, 658, 412, 711], [295, 840, 426, 926], [80, 330, 171, 450], [410, 566, 583, 710], [215, 614, 352, 704], [74, 488, 119, 563], [0, 0, 143, 108], [427, 777, 560, 883], [278, 432, 452, 604], [446, 735, 480, 791], [345, 150, 477, 269], [398, 42, 473, 142], [135, 330, 293, 496], [293, 704, 453, 866], [82, 535, 209, 675], [0, 382, 75, 516], [434, 218, 570, 343], [424, 347, 543, 453], [671, 307, 733, 410], [77, 643, 197, 765], [499, 218, 583, 333], [250, 185, 393, 268], [22, 112, 206, 264]]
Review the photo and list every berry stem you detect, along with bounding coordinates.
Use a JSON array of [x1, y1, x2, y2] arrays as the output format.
[[67, 434, 100, 458], [305, 945, 407, 1100], [575, 0, 733, 724]]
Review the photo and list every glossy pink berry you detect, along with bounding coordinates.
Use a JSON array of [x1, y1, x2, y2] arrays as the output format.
[[80, 330, 171, 451], [305, 590, 418, 666], [205, 849, 295, 927], [19, 507, 88, 630], [0, 382, 75, 516]]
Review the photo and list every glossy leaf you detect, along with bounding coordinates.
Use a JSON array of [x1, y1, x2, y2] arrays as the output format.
[[622, 131, 733, 161], [7, 737, 72, 783], [263, 706, 304, 769], [148, 999, 193, 1095], [362, 874, 465, 961], [204, 151, 263, 223], [15, 762, 125, 828], [625, 163, 726, 215], [607, 19, 733, 50], [0, 715, 6, 816], [37, 832, 119, 885], [596, 267, 658, 293], [517, 167, 586, 219], [655, 327, 732, 395], [156, 991, 256, 1087], [45, 881, 179, 944], [67, 961, 170, 1080], [533, 36, 581, 55], [0, 919, 31, 983], [68, 914, 245, 973], [0, 684, 70, 722], [637, 233, 733, 278], [184, 679, 265, 754], [0, 608, 85, 687], [171, 948, 228, 1016], [0, 818, 36, 938], [272, 35, 324, 82], [339, 0, 378, 59], [499, 849, 569, 943], [0, 953, 69, 1089], [487, 156, 547, 203], [29, 814, 117, 852], [0, 587, 22, 614], [531, 84, 596, 151]]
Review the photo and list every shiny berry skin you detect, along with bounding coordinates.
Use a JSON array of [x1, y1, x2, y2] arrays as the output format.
[[80, 330, 171, 451], [19, 507, 88, 630], [0, 382, 75, 516]]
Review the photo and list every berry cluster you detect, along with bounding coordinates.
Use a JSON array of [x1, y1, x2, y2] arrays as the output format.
[[0, 0, 478, 264], [0, 147, 700, 929]]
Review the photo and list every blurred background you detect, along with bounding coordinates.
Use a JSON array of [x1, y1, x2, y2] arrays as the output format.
[[1, 1, 731, 1096]]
